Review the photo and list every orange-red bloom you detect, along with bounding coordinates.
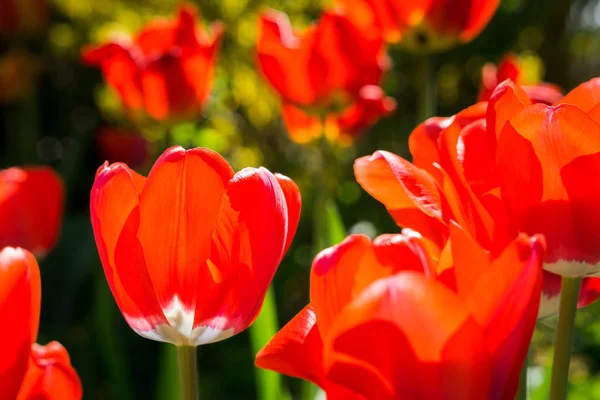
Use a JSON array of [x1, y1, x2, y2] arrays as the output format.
[[0, 247, 82, 399], [0, 0, 48, 38], [90, 146, 301, 345], [257, 10, 395, 144], [338, 0, 500, 51], [478, 53, 563, 104], [355, 77, 600, 315], [96, 127, 150, 169], [0, 166, 64, 258], [257, 230, 544, 399], [82, 6, 222, 122]]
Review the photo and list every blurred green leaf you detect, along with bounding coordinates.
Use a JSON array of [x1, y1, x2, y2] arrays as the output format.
[[249, 288, 286, 400], [156, 344, 180, 400]]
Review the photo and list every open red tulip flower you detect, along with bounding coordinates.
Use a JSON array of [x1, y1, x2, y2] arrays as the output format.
[[337, 0, 500, 52], [257, 229, 544, 400], [82, 5, 222, 122], [355, 77, 600, 316], [0, 166, 64, 258], [0, 247, 82, 399], [478, 53, 563, 104], [257, 9, 395, 144], [90, 146, 301, 346]]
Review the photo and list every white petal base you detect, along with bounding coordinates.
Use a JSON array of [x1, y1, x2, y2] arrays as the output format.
[[129, 296, 234, 346], [538, 290, 561, 319], [544, 259, 600, 278]]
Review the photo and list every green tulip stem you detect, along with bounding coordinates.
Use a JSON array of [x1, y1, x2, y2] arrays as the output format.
[[549, 276, 582, 400], [177, 346, 199, 400]]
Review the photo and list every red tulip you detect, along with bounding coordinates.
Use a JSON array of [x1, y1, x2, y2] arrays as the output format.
[[0, 247, 40, 399], [96, 127, 150, 169], [90, 146, 301, 345], [0, 247, 82, 399], [256, 230, 544, 399], [257, 9, 395, 143], [494, 78, 600, 277], [82, 6, 222, 122], [478, 53, 563, 104], [355, 77, 600, 315], [0, 0, 48, 38], [338, 0, 500, 51], [17, 342, 83, 400], [0, 167, 64, 258]]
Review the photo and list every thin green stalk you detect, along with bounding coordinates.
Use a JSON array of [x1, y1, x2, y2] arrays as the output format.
[[156, 344, 180, 400], [516, 353, 528, 400], [6, 92, 40, 165], [549, 276, 582, 400], [249, 287, 282, 400], [177, 346, 199, 400], [19, 92, 40, 164], [418, 54, 436, 123], [93, 276, 134, 400]]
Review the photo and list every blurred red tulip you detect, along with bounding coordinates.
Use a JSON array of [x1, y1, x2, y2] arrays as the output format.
[[82, 5, 222, 122], [0, 247, 40, 399], [0, 247, 82, 399], [0, 167, 64, 258], [478, 53, 563, 104], [257, 230, 544, 399], [96, 127, 150, 169], [355, 77, 600, 316], [17, 342, 82, 400], [338, 0, 500, 51], [257, 10, 395, 143], [0, 0, 48, 38], [90, 146, 301, 345]]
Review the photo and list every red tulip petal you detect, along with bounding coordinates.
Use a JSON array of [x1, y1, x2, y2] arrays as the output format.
[[558, 77, 600, 112], [310, 234, 373, 336], [311, 11, 385, 97], [0, 247, 40, 399], [274, 173, 302, 255], [325, 271, 491, 400], [457, 119, 497, 195], [486, 79, 531, 145], [522, 83, 564, 105], [255, 305, 325, 387], [458, 234, 544, 398], [81, 43, 144, 112], [579, 277, 600, 309], [140, 17, 222, 120], [560, 152, 600, 266], [191, 166, 289, 340], [90, 163, 168, 338], [17, 341, 82, 400], [257, 11, 316, 105], [0, 167, 64, 257], [438, 122, 496, 247], [449, 222, 490, 298], [408, 116, 449, 177], [334, 85, 396, 141], [354, 150, 447, 245], [498, 104, 600, 265], [281, 103, 324, 144], [460, 0, 502, 42], [138, 147, 234, 317]]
